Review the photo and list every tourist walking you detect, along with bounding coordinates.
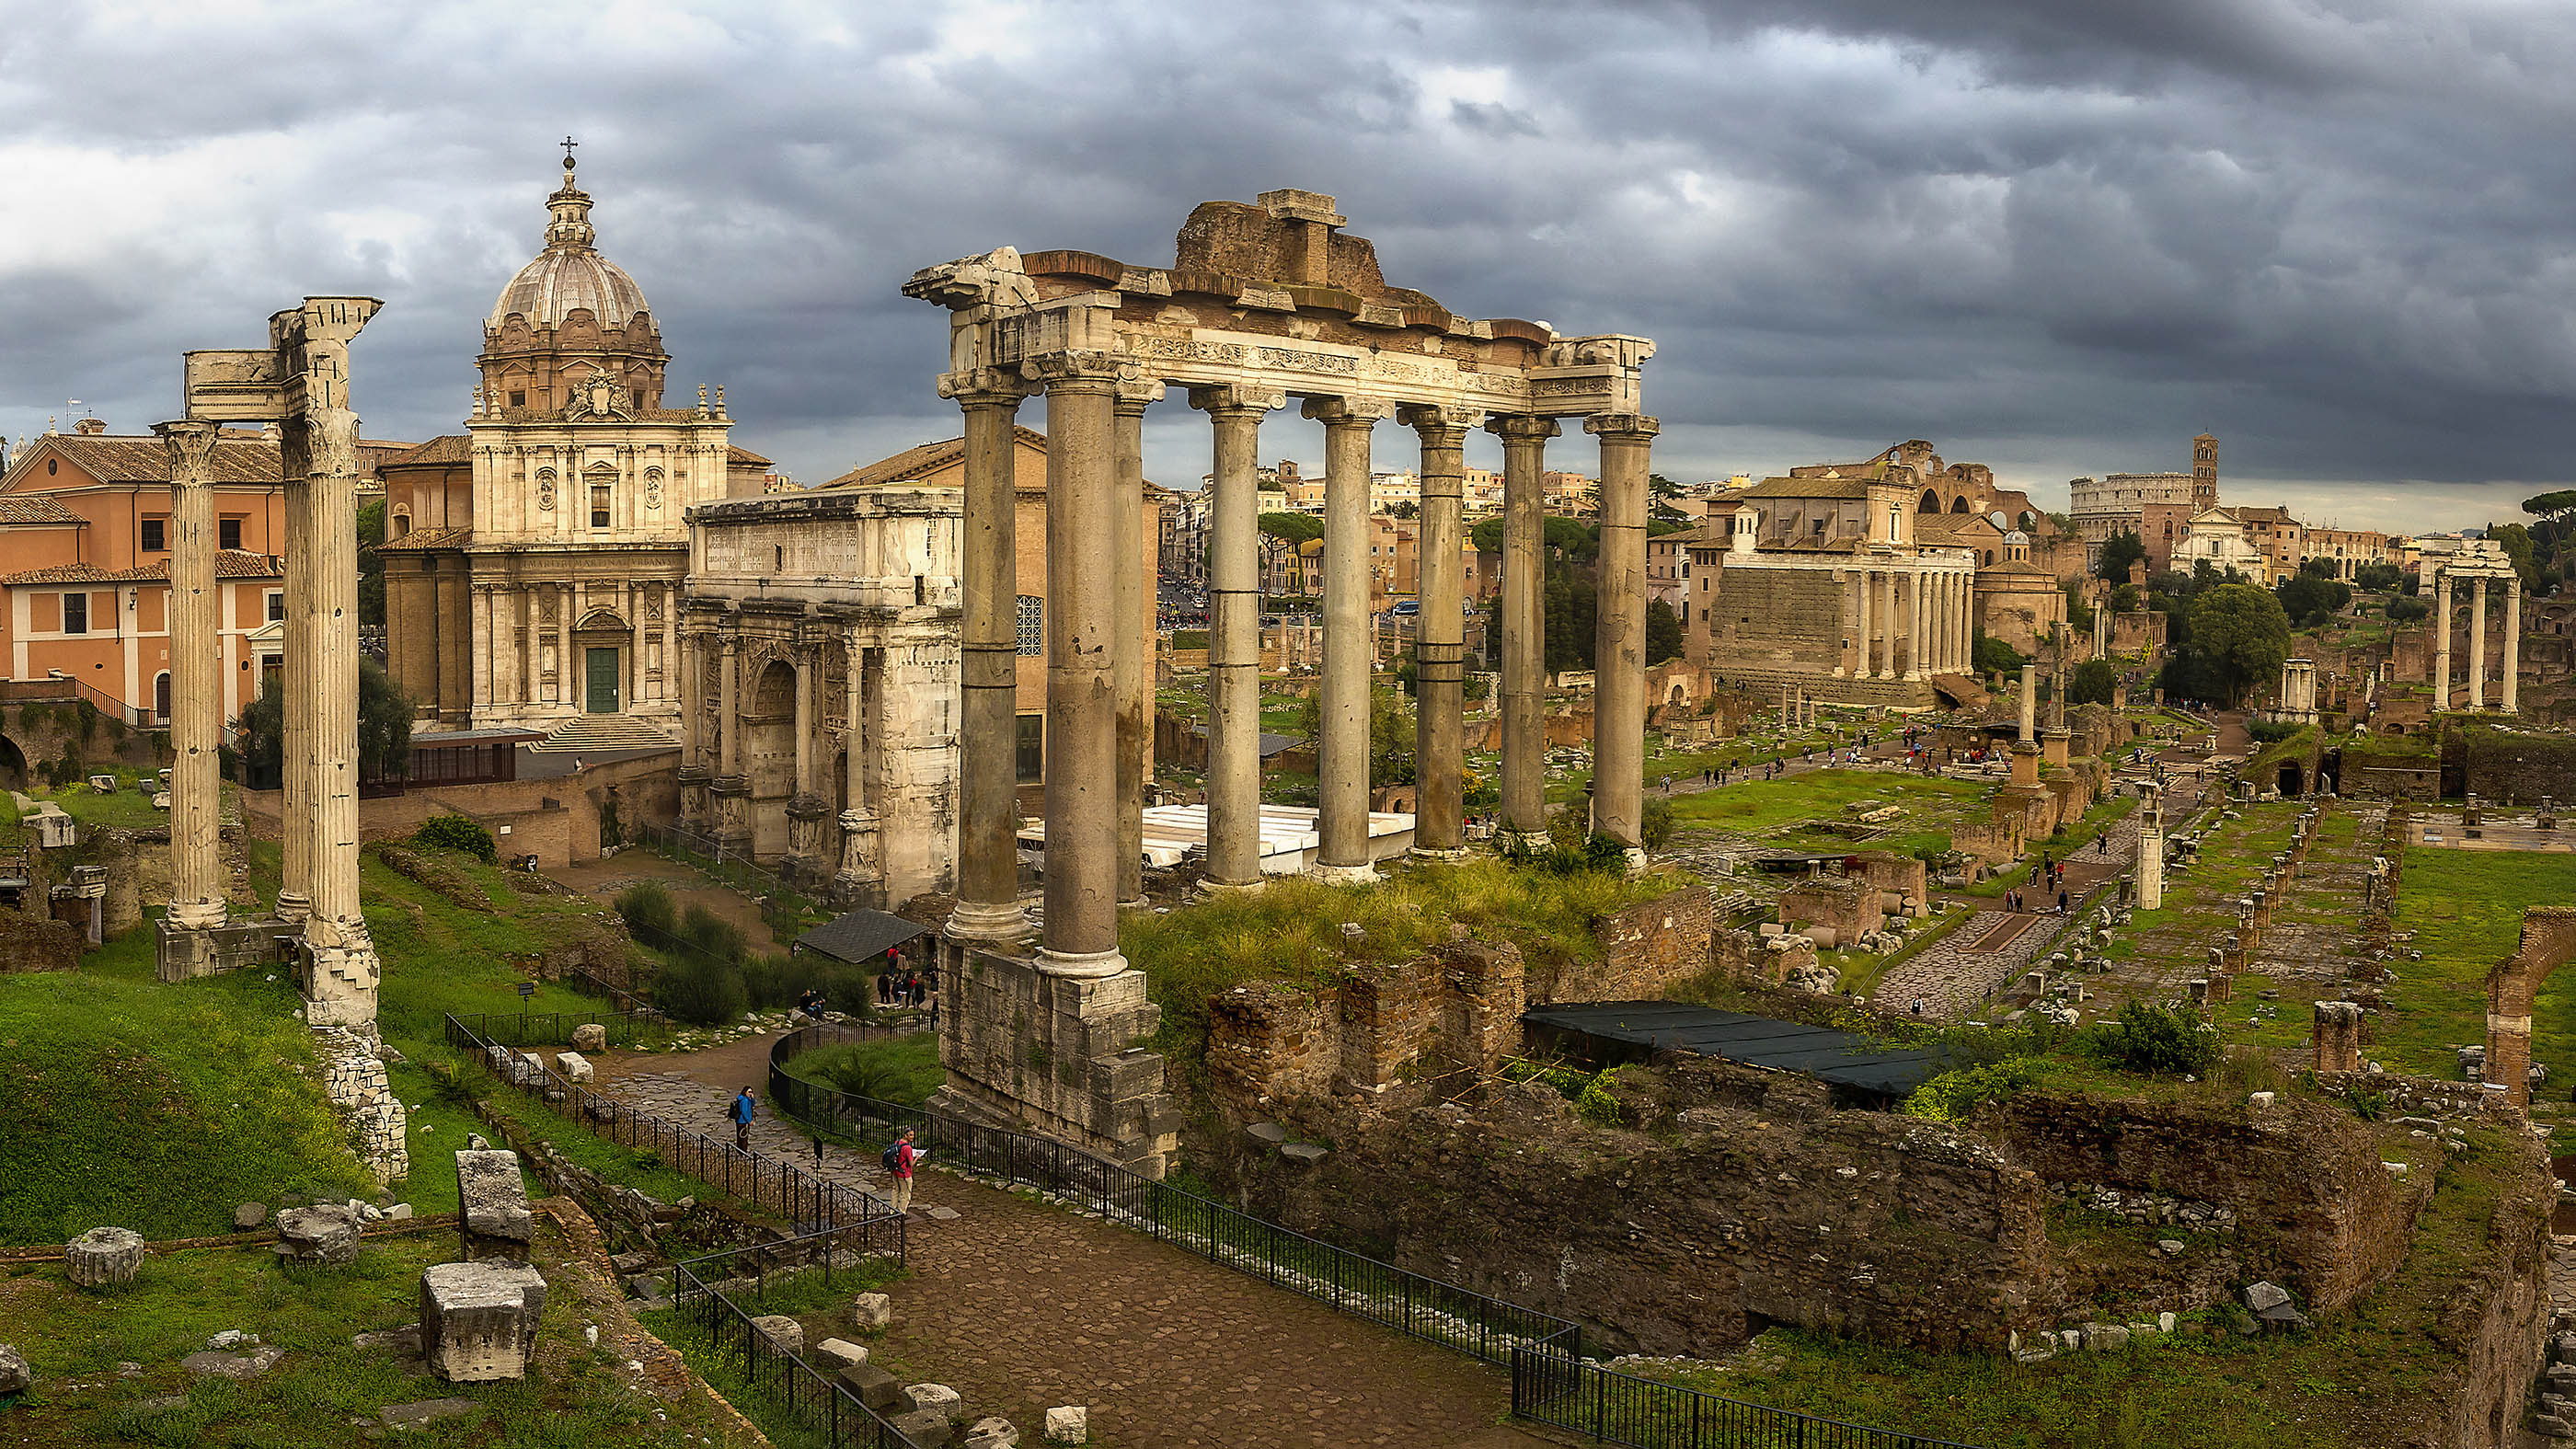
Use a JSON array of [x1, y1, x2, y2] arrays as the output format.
[[2057, 888, 2070, 914], [730, 1086, 757, 1152], [884, 1127, 926, 1214]]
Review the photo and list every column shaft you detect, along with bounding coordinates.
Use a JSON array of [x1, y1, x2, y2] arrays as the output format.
[[1906, 569, 1926, 680], [845, 637, 868, 811], [557, 585, 575, 708], [2470, 578, 2489, 710], [1311, 398, 1388, 879], [680, 627, 704, 768], [1406, 407, 1475, 855], [2505, 581, 2523, 713], [1194, 389, 1277, 889], [276, 411, 316, 924], [1878, 570, 1897, 678], [469, 588, 493, 710], [1490, 416, 1557, 840], [156, 421, 225, 930], [719, 638, 742, 776], [1040, 369, 1126, 971], [2433, 574, 2453, 709], [661, 583, 679, 705], [1587, 414, 1657, 857], [1112, 385, 1157, 904], [949, 389, 1030, 941], [793, 640, 814, 795], [1851, 569, 1871, 680]]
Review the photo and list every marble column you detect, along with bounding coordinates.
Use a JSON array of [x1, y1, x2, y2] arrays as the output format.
[[948, 383, 1032, 943], [1878, 570, 1898, 679], [2433, 570, 2453, 709], [2136, 797, 2166, 911], [792, 639, 815, 797], [660, 583, 679, 706], [293, 319, 377, 1026], [2503, 574, 2524, 711], [1849, 569, 1870, 679], [1038, 361, 1127, 975], [468, 585, 493, 713], [556, 585, 576, 709], [155, 420, 225, 932], [1905, 569, 1926, 680], [274, 392, 316, 926], [2470, 577, 2489, 711], [1407, 404, 1478, 857], [719, 638, 742, 776], [838, 633, 877, 894], [1489, 415, 1558, 843], [1309, 396, 1391, 882], [1587, 414, 1656, 861], [2019, 663, 2036, 743], [1112, 377, 1161, 906], [1191, 385, 1282, 891], [680, 629, 705, 768]]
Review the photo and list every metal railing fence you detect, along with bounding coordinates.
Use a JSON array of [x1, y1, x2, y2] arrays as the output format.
[[1510, 1334, 1987, 1449], [671, 1232, 919, 1448], [442, 1011, 904, 1263]]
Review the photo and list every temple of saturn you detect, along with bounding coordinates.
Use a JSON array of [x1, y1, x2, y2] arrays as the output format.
[[2431, 541, 2522, 714], [154, 296, 408, 1181], [905, 190, 1656, 1170]]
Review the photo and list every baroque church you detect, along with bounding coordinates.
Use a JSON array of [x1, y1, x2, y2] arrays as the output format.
[[379, 149, 772, 742]]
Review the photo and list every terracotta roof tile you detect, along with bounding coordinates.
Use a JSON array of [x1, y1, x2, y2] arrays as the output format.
[[727, 443, 772, 466], [0, 497, 83, 525], [377, 526, 475, 552], [1, 562, 118, 585], [2, 549, 282, 587], [385, 434, 473, 466]]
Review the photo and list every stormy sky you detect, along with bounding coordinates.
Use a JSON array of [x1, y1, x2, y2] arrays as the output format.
[[5, 0, 2574, 535]]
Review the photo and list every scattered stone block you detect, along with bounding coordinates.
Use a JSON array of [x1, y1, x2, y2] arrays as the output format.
[[420, 1260, 547, 1384], [554, 1051, 593, 1085], [385, 1203, 413, 1222], [963, 1417, 1020, 1449], [2156, 1239, 2183, 1256], [813, 1339, 869, 1372], [571, 1023, 608, 1053], [1044, 1407, 1088, 1444], [274, 1205, 362, 1266], [2081, 1323, 2129, 1351], [233, 1203, 267, 1231], [203, 1330, 258, 1351], [379, 1397, 477, 1432], [2157, 1312, 2177, 1333], [457, 1151, 534, 1262], [751, 1315, 803, 1356], [65, 1227, 144, 1288], [853, 1292, 891, 1329], [181, 1347, 285, 1379], [891, 1409, 955, 1446], [0, 1344, 28, 1395], [1244, 1121, 1287, 1146], [839, 1362, 903, 1412], [906, 1383, 962, 1417], [2244, 1282, 2291, 1314], [2536, 1414, 2573, 1440], [1279, 1143, 1328, 1166]]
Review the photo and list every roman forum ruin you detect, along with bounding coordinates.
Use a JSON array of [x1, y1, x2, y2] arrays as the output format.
[[904, 190, 1656, 1165], [2431, 539, 2522, 713]]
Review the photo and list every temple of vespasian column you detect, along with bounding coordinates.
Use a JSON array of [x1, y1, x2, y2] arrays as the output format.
[[906, 190, 1655, 1169]]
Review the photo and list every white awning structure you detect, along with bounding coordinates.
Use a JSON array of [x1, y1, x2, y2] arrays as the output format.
[[1019, 804, 1415, 875]]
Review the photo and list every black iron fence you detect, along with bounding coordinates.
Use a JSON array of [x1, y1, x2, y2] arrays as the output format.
[[442, 1011, 905, 1262], [670, 1232, 919, 1448], [444, 1006, 665, 1052], [1512, 1328, 1985, 1449]]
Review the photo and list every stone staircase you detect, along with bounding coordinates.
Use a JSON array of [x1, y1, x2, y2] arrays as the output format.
[[528, 714, 678, 755]]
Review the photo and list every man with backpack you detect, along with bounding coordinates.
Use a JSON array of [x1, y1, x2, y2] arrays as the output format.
[[730, 1087, 756, 1151], [882, 1128, 926, 1214]]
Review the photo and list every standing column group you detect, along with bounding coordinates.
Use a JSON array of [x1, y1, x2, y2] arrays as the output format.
[[1492, 416, 1557, 844], [156, 420, 226, 934], [1191, 385, 1280, 891], [1306, 397, 1390, 883]]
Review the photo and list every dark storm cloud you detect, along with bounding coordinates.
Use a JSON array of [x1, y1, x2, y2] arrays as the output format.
[[4, 0, 2574, 532]]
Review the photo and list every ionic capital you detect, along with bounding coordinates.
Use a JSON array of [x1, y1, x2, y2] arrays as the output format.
[[1300, 395, 1396, 427], [1584, 412, 1661, 441], [939, 367, 1033, 409], [1026, 350, 1125, 393], [1484, 414, 1560, 443], [1398, 404, 1484, 445], [154, 419, 224, 479], [1188, 384, 1287, 418]]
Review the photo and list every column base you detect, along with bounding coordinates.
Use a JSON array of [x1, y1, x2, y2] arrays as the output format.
[[1409, 845, 1472, 862], [275, 891, 313, 926], [947, 899, 1031, 944], [154, 915, 284, 984], [1308, 861, 1378, 886], [166, 899, 227, 933], [1034, 945, 1128, 981], [1497, 828, 1552, 855], [931, 946, 1178, 1178], [295, 922, 383, 1032], [1198, 877, 1266, 898]]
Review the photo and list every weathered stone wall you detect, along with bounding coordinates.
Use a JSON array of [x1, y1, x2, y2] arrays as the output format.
[[1207, 942, 1524, 1118], [1529, 886, 1711, 1003], [1777, 879, 1881, 949], [2460, 728, 2576, 807]]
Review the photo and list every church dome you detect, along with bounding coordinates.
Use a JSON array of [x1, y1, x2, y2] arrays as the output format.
[[2004, 528, 2030, 546], [488, 158, 651, 330]]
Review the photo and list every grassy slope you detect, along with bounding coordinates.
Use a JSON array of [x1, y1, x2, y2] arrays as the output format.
[[789, 1033, 945, 1108], [1663, 768, 1985, 842], [2383, 847, 2576, 1082]]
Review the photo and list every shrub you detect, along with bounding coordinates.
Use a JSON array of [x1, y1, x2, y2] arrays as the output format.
[[654, 952, 747, 1026], [1903, 1058, 2040, 1121], [1572, 1067, 1627, 1127], [679, 903, 748, 967], [413, 813, 498, 863], [615, 881, 679, 943], [2248, 719, 2305, 745], [1640, 797, 1675, 852], [2385, 594, 2428, 623], [2084, 999, 2219, 1077], [801, 1033, 945, 1107]]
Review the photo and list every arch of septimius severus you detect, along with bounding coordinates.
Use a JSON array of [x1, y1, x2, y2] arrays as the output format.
[[908, 190, 1655, 1172]]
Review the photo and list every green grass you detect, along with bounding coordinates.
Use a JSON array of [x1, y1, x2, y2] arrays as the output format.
[[0, 961, 374, 1245], [790, 1033, 945, 1109], [20, 768, 177, 830], [2383, 846, 2576, 1090], [1664, 768, 1986, 845], [0, 1221, 757, 1447], [636, 1260, 906, 1449], [360, 845, 641, 1052]]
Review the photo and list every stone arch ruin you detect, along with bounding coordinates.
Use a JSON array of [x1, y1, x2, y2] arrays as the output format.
[[2481, 906, 2576, 1107]]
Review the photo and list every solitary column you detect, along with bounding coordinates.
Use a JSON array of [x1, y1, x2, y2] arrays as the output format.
[[1905, 570, 1926, 680], [156, 420, 225, 933], [948, 383, 1032, 942], [1038, 360, 1128, 975], [1308, 396, 1391, 881], [1407, 405, 1478, 857], [2433, 570, 2453, 709], [2018, 663, 2036, 743], [2136, 796, 2166, 910], [1192, 386, 1282, 891], [1112, 377, 1161, 906], [1489, 416, 1557, 844], [2505, 579, 2523, 713], [2469, 577, 2489, 710], [1849, 569, 1870, 679], [1588, 414, 1657, 863]]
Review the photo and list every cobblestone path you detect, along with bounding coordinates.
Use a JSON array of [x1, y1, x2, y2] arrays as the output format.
[[592, 1046, 1547, 1448]]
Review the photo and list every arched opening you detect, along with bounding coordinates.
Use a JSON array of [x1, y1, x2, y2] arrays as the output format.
[[1918, 489, 1941, 513], [746, 659, 799, 859], [1669, 683, 1687, 707], [1950, 496, 1971, 513], [153, 672, 171, 724], [2278, 762, 2304, 798], [2483, 909, 2576, 1108], [0, 735, 26, 790]]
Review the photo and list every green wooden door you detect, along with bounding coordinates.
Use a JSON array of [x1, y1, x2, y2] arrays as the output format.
[[585, 648, 620, 714]]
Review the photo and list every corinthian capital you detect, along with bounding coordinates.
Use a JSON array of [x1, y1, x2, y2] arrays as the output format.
[[153, 419, 224, 479], [1300, 395, 1396, 427]]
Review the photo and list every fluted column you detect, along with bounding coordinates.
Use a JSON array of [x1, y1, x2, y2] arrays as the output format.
[[839, 631, 878, 894], [1191, 385, 1282, 891], [1877, 570, 1898, 678], [1406, 404, 1478, 856], [155, 420, 225, 931], [556, 585, 576, 708], [2503, 574, 2524, 711], [274, 393, 316, 926], [792, 639, 815, 794], [1905, 569, 1926, 680], [1489, 414, 1558, 844], [2019, 663, 2036, 743], [2470, 577, 2489, 710], [2433, 571, 2453, 709], [680, 628, 705, 768], [1308, 396, 1393, 881], [468, 586, 494, 713], [1587, 413, 1656, 861], [1112, 376, 1162, 906], [660, 584, 679, 705], [719, 637, 742, 776], [1037, 358, 1127, 975], [293, 311, 378, 1025], [948, 383, 1032, 943], [1849, 569, 1870, 680]]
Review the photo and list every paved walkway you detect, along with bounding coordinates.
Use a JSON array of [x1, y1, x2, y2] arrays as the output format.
[[590, 1042, 1547, 1448]]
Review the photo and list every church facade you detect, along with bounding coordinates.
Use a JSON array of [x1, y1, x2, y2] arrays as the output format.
[[381, 153, 770, 739]]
